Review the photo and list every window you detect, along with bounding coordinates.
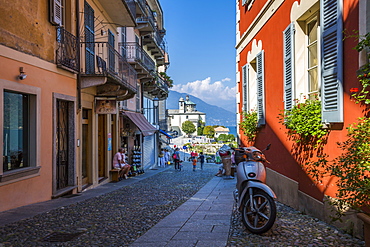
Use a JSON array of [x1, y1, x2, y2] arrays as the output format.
[[50, 0, 64, 26], [3, 91, 31, 172], [307, 15, 319, 99], [1, 87, 39, 183], [242, 64, 249, 112]]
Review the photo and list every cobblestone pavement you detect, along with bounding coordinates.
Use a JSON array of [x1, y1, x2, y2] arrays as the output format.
[[0, 162, 365, 247], [227, 201, 365, 247], [0, 162, 216, 247]]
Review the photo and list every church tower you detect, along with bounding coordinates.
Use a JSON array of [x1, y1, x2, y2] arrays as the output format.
[[179, 97, 185, 113]]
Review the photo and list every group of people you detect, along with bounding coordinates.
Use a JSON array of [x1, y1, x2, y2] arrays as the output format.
[[171, 148, 204, 171], [159, 148, 172, 167], [113, 146, 228, 179]]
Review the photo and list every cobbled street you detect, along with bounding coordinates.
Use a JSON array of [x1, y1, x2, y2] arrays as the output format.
[[0, 162, 365, 247]]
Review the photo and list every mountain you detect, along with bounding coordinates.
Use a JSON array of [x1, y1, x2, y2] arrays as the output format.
[[167, 90, 236, 126]]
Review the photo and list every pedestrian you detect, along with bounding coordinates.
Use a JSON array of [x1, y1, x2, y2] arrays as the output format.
[[113, 148, 131, 180], [173, 148, 181, 170], [159, 148, 165, 167], [164, 149, 171, 167], [199, 152, 205, 170], [192, 157, 197, 171]]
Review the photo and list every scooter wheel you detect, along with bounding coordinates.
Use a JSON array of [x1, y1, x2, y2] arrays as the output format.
[[241, 189, 276, 234]]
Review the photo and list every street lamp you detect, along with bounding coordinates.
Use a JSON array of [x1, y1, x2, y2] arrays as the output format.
[[153, 97, 159, 108], [153, 97, 160, 168]]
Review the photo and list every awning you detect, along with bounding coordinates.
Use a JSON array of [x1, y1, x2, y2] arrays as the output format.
[[123, 111, 156, 136], [159, 129, 173, 139]]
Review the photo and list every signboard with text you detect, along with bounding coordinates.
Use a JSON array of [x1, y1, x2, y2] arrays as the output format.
[[95, 99, 117, 114]]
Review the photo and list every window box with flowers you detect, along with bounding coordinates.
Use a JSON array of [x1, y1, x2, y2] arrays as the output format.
[[278, 95, 328, 145]]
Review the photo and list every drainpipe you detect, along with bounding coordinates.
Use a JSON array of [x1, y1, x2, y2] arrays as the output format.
[[76, 0, 81, 112]]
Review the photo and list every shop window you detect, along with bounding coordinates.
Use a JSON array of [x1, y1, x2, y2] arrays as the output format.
[[1, 85, 40, 183]]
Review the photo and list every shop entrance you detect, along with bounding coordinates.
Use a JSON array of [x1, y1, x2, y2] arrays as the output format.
[[98, 114, 107, 181], [82, 109, 92, 187]]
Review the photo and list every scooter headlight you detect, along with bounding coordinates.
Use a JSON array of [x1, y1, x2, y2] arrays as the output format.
[[248, 172, 256, 178]]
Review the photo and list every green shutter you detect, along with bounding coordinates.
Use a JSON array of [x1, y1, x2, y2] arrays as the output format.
[[320, 0, 343, 123], [242, 64, 249, 112], [283, 23, 295, 111], [256, 51, 265, 126]]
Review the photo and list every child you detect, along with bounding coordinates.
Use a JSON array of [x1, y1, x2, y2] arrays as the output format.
[[192, 157, 197, 171]]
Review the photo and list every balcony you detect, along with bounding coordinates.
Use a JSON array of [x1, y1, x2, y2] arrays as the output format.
[[80, 42, 138, 100], [124, 42, 155, 82], [56, 27, 79, 73], [142, 73, 169, 100], [142, 29, 166, 61], [99, 0, 135, 27], [134, 0, 146, 16]]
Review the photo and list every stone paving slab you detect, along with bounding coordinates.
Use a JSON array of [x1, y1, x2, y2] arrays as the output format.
[[130, 176, 235, 247]]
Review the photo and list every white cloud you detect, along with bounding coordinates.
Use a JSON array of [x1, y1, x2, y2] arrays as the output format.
[[172, 77, 236, 106]]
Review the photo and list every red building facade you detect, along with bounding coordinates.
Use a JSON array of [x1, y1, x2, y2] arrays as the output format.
[[236, 0, 368, 237]]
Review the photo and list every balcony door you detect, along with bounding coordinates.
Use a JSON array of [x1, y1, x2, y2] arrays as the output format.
[[84, 1, 95, 74], [108, 30, 115, 73]]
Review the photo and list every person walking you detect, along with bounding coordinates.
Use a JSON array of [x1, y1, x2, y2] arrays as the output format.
[[173, 148, 181, 171], [199, 152, 205, 170]]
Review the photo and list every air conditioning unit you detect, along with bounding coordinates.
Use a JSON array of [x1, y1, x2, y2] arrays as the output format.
[[50, 0, 62, 26]]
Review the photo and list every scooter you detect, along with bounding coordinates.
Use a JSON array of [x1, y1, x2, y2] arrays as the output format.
[[233, 144, 277, 234]]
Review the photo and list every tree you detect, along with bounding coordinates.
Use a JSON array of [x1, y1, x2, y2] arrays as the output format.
[[203, 125, 215, 138], [197, 120, 205, 136], [182, 120, 196, 136], [217, 134, 229, 142], [227, 134, 236, 141]]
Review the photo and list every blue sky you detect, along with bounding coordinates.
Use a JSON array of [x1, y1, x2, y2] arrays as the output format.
[[160, 0, 237, 112]]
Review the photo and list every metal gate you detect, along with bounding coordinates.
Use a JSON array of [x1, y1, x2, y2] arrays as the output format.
[[56, 99, 69, 190], [143, 135, 155, 170]]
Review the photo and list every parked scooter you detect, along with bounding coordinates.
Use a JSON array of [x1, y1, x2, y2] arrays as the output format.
[[233, 144, 277, 234]]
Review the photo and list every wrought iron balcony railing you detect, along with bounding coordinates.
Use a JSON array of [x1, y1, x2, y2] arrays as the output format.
[[56, 27, 79, 73], [80, 41, 137, 93], [156, 73, 168, 92], [124, 42, 156, 73]]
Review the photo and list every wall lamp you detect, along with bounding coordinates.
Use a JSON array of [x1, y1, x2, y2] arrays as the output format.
[[18, 67, 27, 80]]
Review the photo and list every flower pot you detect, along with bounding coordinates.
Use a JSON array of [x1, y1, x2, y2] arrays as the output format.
[[358, 213, 370, 247]]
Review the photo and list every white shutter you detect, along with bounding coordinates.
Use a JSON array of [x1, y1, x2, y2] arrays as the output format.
[[50, 0, 63, 26], [320, 0, 343, 123], [283, 23, 295, 111], [256, 51, 265, 126], [242, 64, 249, 112]]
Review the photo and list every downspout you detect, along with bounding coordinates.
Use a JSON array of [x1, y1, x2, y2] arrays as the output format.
[[76, 0, 81, 112]]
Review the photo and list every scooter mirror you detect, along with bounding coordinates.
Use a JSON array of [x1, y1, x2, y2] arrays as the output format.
[[266, 144, 271, 150]]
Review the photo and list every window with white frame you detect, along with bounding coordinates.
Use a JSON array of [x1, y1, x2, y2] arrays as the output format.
[[307, 14, 319, 99], [286, 0, 343, 123], [241, 50, 265, 126]]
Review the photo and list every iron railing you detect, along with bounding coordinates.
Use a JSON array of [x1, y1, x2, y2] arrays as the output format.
[[56, 27, 79, 72], [124, 42, 156, 73], [156, 73, 168, 92], [80, 41, 137, 93]]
